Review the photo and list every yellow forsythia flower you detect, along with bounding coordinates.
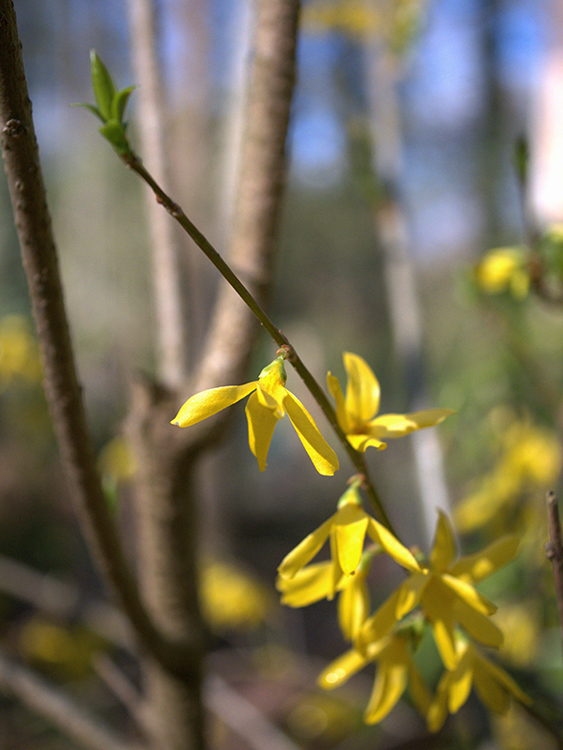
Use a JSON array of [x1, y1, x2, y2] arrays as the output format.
[[172, 354, 339, 475], [327, 352, 454, 451], [359, 512, 519, 669], [427, 638, 532, 732], [277, 482, 420, 597], [474, 247, 529, 298]]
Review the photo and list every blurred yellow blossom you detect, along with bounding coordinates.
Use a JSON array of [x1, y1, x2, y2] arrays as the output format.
[[19, 616, 105, 679], [98, 435, 136, 485], [427, 638, 532, 732], [172, 354, 339, 475], [200, 560, 274, 632], [327, 352, 454, 452], [474, 247, 529, 298], [359, 512, 519, 669], [277, 481, 420, 598], [455, 417, 562, 535], [318, 630, 431, 725], [0, 315, 42, 386]]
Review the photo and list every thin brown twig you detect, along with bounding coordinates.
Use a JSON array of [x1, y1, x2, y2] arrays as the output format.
[[546, 490, 563, 659], [123, 155, 395, 532]]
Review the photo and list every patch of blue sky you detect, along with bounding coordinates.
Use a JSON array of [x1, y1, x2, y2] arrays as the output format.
[[496, 1, 546, 91], [289, 108, 347, 188]]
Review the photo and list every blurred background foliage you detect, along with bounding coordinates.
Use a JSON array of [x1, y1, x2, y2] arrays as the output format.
[[2, 0, 563, 748]]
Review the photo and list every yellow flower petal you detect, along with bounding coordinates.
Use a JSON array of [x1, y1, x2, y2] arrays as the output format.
[[453, 597, 504, 648], [450, 536, 520, 584], [430, 511, 457, 572], [283, 391, 339, 476], [172, 382, 257, 426], [473, 651, 532, 708], [277, 516, 334, 579], [327, 371, 350, 433], [408, 661, 432, 717], [364, 640, 409, 724], [446, 651, 474, 713], [343, 352, 381, 425], [276, 562, 335, 607], [369, 408, 455, 439], [359, 587, 404, 648], [441, 573, 497, 616], [367, 518, 422, 573], [427, 682, 449, 733], [422, 579, 457, 669], [245, 390, 282, 471], [333, 503, 369, 575], [338, 569, 370, 640], [318, 648, 369, 690], [395, 571, 428, 619], [346, 433, 386, 452]]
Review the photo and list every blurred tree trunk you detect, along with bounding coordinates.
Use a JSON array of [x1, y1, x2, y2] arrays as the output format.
[[124, 0, 302, 748]]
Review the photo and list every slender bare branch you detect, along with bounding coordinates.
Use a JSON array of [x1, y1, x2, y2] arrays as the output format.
[[0, 651, 145, 750], [546, 490, 563, 657]]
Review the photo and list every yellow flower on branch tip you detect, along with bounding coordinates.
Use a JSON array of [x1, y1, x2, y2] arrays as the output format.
[[277, 483, 420, 598], [359, 512, 519, 669], [171, 355, 339, 476], [327, 352, 454, 452], [427, 638, 532, 732], [318, 632, 431, 726]]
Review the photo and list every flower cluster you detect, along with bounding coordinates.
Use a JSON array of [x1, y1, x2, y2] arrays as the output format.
[[278, 491, 528, 729], [172, 351, 529, 731]]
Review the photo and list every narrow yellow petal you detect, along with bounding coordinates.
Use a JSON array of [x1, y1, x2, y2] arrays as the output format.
[[346, 433, 386, 452], [364, 642, 409, 724], [318, 648, 369, 690], [473, 651, 532, 707], [430, 511, 457, 572], [426, 677, 450, 733], [338, 571, 370, 640], [395, 571, 428, 619], [453, 597, 504, 648], [327, 372, 350, 433], [441, 573, 497, 616], [473, 661, 511, 714], [333, 503, 369, 575], [283, 391, 339, 475], [450, 536, 520, 584], [277, 516, 334, 579], [367, 518, 421, 573], [343, 352, 380, 425], [446, 651, 474, 713], [245, 391, 281, 471], [172, 382, 257, 426], [359, 587, 404, 649], [369, 408, 455, 439], [408, 662, 432, 717], [276, 562, 334, 607], [422, 580, 457, 669]]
